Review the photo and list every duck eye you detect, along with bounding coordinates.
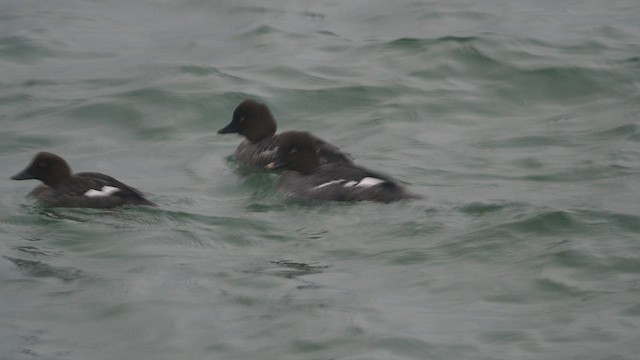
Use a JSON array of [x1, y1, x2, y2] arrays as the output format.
[[289, 148, 298, 154], [239, 116, 245, 123], [38, 162, 46, 167]]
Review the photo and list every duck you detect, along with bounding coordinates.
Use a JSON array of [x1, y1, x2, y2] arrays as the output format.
[[218, 99, 352, 167], [11, 152, 156, 208], [265, 131, 420, 202]]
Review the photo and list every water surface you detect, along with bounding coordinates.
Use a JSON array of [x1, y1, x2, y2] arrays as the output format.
[[1, 0, 640, 359]]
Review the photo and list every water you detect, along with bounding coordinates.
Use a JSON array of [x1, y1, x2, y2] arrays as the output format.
[[1, 0, 640, 359]]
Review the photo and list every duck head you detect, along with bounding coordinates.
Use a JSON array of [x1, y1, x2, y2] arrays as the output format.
[[11, 152, 73, 187], [218, 99, 277, 143], [266, 131, 320, 175]]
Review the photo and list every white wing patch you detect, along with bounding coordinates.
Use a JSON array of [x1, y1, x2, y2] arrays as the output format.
[[314, 179, 347, 189], [84, 186, 121, 197], [314, 177, 386, 190], [356, 177, 385, 188]]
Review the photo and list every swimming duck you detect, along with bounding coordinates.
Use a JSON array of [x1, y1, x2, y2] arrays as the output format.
[[218, 99, 352, 167], [11, 152, 156, 208], [266, 131, 420, 202]]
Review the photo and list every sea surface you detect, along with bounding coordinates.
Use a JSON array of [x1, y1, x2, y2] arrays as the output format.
[[1, 0, 640, 359]]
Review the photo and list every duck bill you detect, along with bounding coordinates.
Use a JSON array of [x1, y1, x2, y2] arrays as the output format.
[[217, 121, 240, 134], [11, 168, 34, 180], [264, 159, 287, 170]]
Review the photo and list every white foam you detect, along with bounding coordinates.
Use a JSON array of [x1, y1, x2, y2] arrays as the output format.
[[84, 186, 121, 197]]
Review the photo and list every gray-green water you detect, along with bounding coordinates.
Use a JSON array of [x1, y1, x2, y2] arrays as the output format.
[[2, 0, 640, 359]]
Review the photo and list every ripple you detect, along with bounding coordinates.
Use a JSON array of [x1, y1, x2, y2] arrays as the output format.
[[474, 135, 570, 149], [371, 335, 477, 359], [226, 5, 273, 15], [15, 245, 62, 257], [457, 201, 526, 217], [0, 35, 55, 63], [508, 210, 579, 235], [178, 65, 243, 80], [620, 304, 640, 316], [261, 260, 331, 279], [588, 124, 640, 142], [386, 36, 478, 50], [574, 209, 640, 234], [533, 277, 591, 298], [4, 256, 84, 281], [238, 24, 282, 38], [551, 249, 640, 275], [64, 100, 143, 127], [520, 164, 635, 182]]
